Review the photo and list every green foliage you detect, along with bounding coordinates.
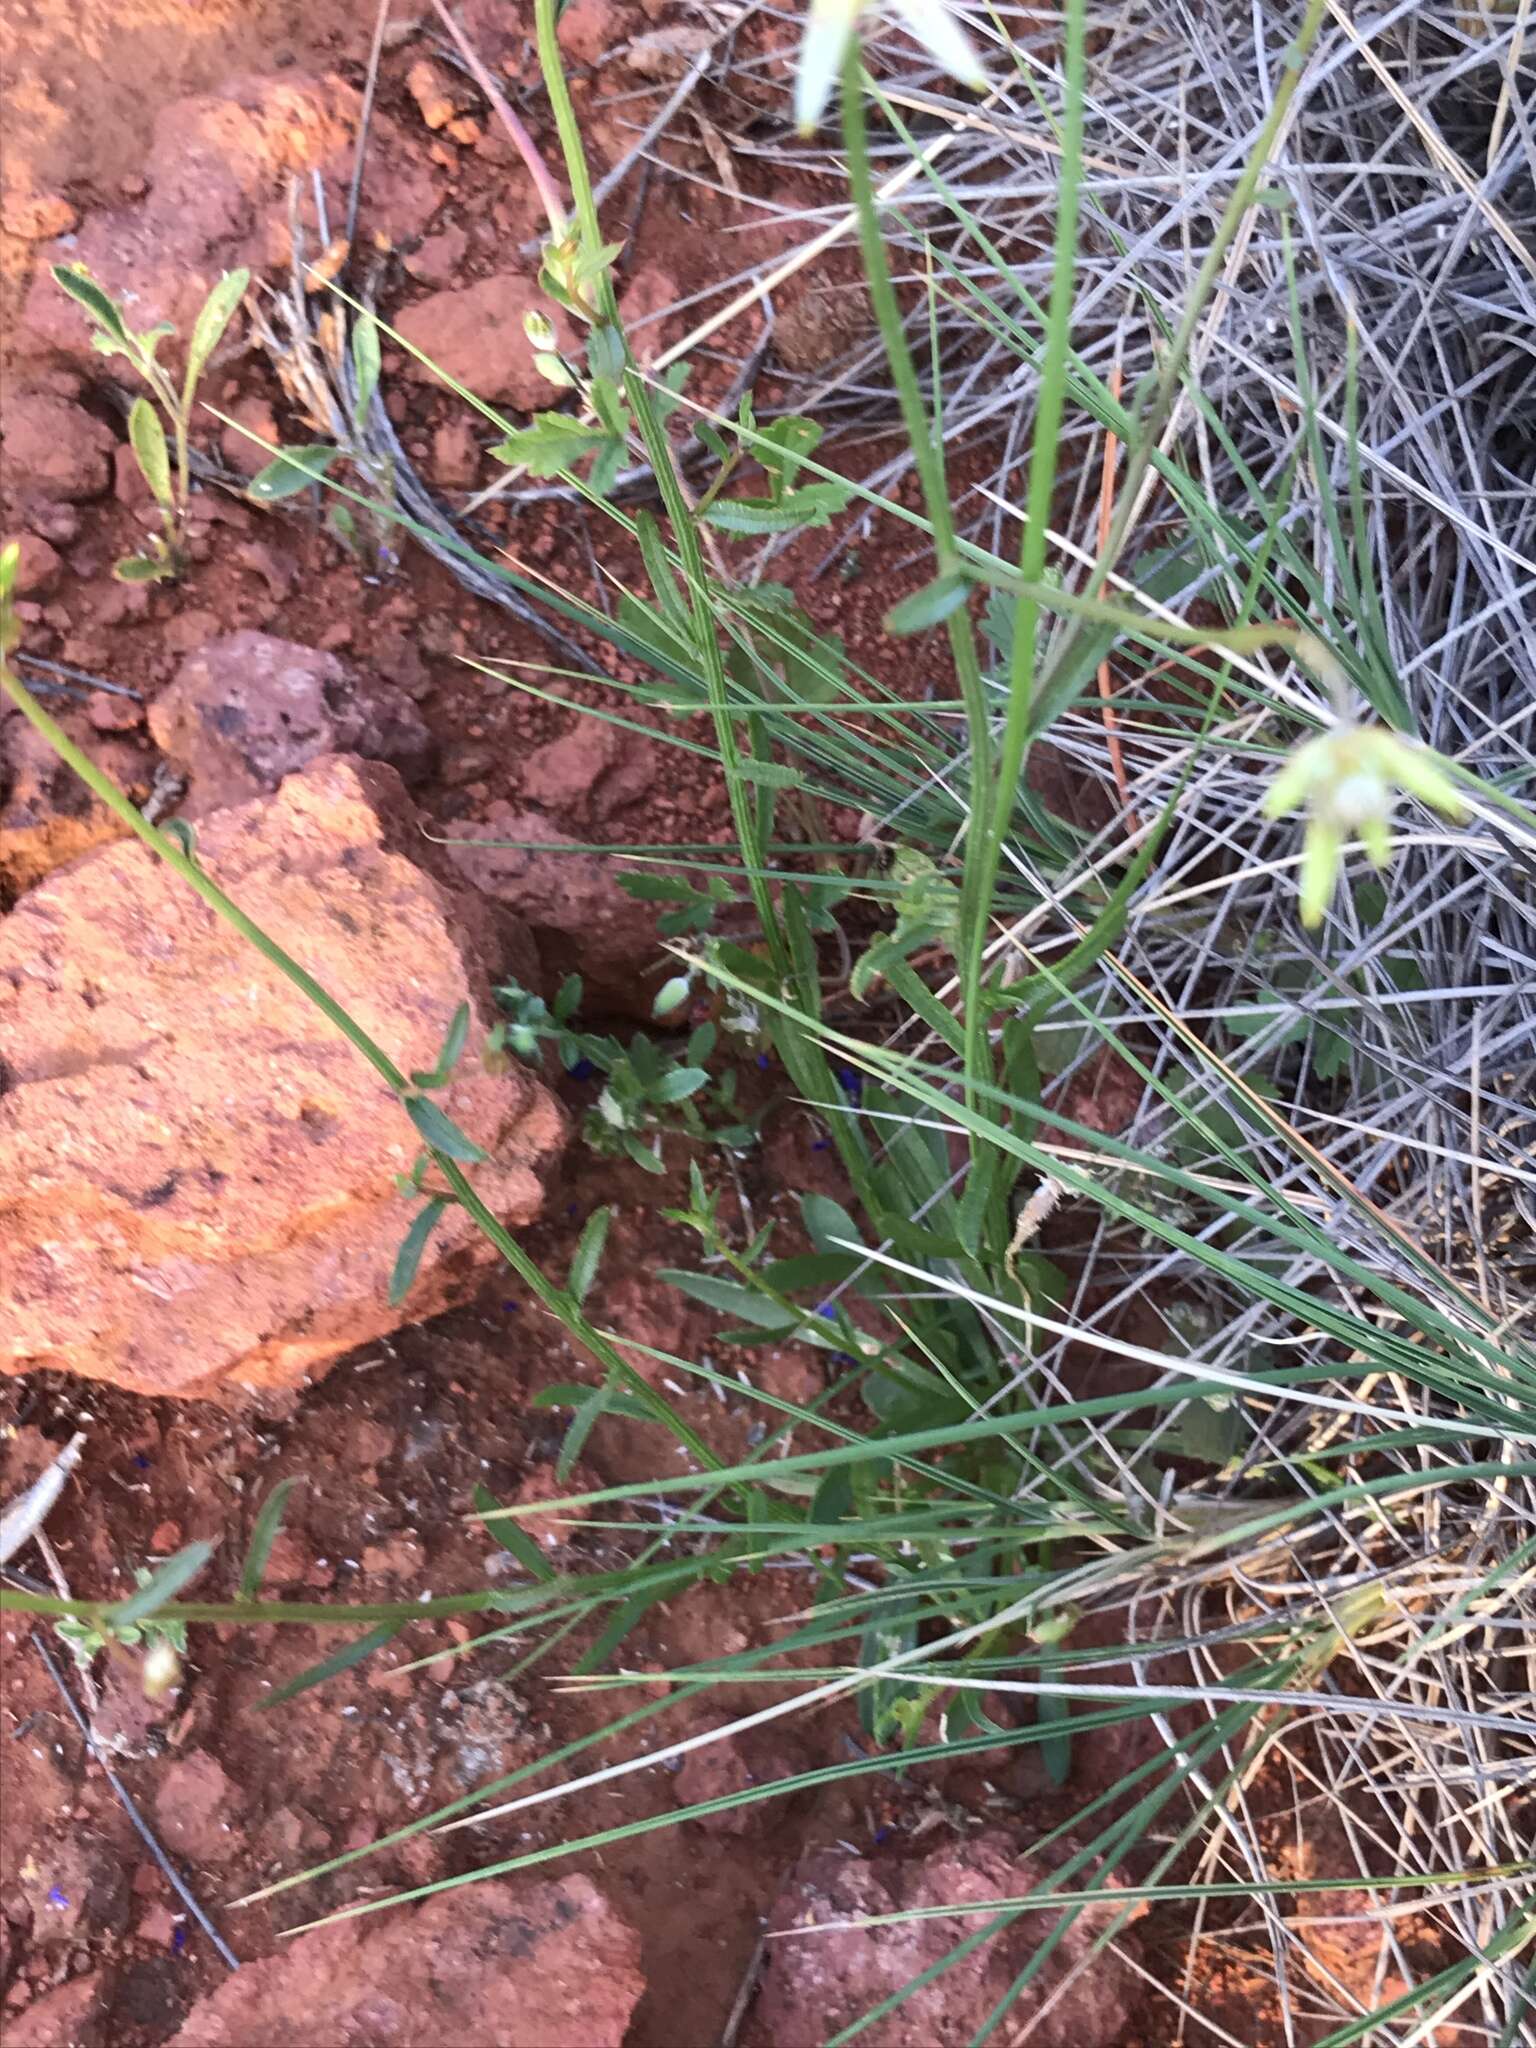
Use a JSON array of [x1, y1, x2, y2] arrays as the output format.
[[493, 974, 760, 1169], [55, 1565, 190, 1674], [51, 262, 249, 580]]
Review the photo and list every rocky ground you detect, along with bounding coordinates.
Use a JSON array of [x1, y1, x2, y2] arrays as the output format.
[[0, 2, 1345, 2043]]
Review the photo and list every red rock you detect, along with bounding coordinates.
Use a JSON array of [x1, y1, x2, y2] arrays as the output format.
[[1, 393, 114, 503], [219, 394, 280, 478], [444, 801, 670, 1014], [86, 690, 145, 733], [673, 1736, 802, 1835], [405, 58, 464, 132], [90, 1657, 178, 1758], [0, 756, 566, 1396], [153, 1755, 242, 1867], [1, 192, 78, 241], [430, 415, 481, 489], [11, 534, 62, 596], [748, 1833, 1142, 2048], [23, 77, 435, 374], [0, 712, 146, 897], [170, 1876, 643, 2047], [402, 224, 469, 290], [395, 274, 576, 411], [557, 0, 627, 66], [2, 1971, 103, 2047], [17, 1831, 130, 1941], [520, 716, 620, 816], [148, 632, 437, 814]]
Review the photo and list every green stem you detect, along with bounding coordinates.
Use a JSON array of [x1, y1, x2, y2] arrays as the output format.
[[841, 43, 995, 1141]]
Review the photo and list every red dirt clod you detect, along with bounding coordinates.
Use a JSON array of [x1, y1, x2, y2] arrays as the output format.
[[168, 1875, 645, 2047]]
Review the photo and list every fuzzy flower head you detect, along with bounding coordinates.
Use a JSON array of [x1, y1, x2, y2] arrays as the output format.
[[1262, 723, 1467, 928], [796, 0, 985, 134]]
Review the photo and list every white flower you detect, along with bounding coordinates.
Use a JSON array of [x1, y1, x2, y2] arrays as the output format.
[[795, 0, 985, 134], [1262, 723, 1467, 928]]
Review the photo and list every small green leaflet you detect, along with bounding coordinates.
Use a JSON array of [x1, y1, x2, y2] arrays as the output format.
[[128, 398, 173, 510], [473, 1483, 553, 1580], [404, 1096, 487, 1162], [248, 445, 338, 501], [111, 1541, 215, 1627], [493, 414, 611, 477], [113, 552, 175, 583], [351, 310, 382, 423], [390, 1196, 449, 1305], [568, 1204, 613, 1304], [51, 263, 128, 342], [185, 267, 250, 394], [239, 1478, 300, 1599], [411, 1001, 470, 1090], [653, 974, 692, 1018]]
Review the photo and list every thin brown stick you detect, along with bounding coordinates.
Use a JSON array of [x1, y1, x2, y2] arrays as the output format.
[[1095, 361, 1137, 830]]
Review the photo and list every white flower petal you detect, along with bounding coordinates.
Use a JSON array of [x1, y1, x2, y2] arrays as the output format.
[[887, 0, 986, 88], [796, 0, 860, 133]]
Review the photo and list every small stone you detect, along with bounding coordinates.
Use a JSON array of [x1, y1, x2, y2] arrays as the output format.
[[395, 275, 577, 411], [405, 58, 463, 131], [219, 396, 280, 478], [430, 416, 481, 489], [521, 718, 620, 817], [148, 631, 437, 813], [402, 224, 468, 289], [88, 696, 145, 737], [557, 0, 625, 66], [2, 391, 114, 503], [153, 1755, 243, 1867], [2, 192, 78, 240], [11, 535, 61, 597]]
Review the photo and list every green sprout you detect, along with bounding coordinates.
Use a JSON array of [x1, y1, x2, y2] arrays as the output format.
[[51, 261, 250, 583]]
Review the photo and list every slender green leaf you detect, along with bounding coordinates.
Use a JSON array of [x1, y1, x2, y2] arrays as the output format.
[[186, 267, 250, 393], [404, 1097, 487, 1162], [569, 1205, 613, 1304], [112, 1542, 215, 1627], [240, 1478, 301, 1600], [256, 1625, 398, 1711], [390, 1196, 449, 1304]]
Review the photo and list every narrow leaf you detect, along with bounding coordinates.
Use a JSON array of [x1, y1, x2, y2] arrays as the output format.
[[390, 1196, 449, 1305], [128, 398, 173, 511], [256, 1625, 397, 1711], [239, 1478, 300, 1599], [569, 1205, 613, 1305], [411, 1001, 470, 1089], [186, 268, 250, 393], [351, 309, 381, 423], [885, 571, 971, 635], [473, 1483, 554, 1580], [112, 1541, 215, 1627], [247, 444, 337, 502], [404, 1097, 487, 1162], [51, 263, 128, 341]]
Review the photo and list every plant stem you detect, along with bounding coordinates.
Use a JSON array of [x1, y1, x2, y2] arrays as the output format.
[[841, 42, 996, 1149]]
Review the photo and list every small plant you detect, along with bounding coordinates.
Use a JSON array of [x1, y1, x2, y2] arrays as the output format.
[[51, 262, 250, 583], [55, 1567, 188, 1697], [491, 974, 759, 1171]]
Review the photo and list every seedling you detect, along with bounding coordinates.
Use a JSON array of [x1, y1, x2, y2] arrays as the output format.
[[55, 1567, 188, 1697], [52, 263, 249, 582]]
